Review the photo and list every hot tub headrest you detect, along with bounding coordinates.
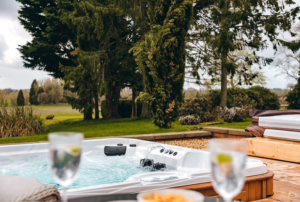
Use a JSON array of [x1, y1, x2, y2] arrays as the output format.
[[104, 146, 127, 156]]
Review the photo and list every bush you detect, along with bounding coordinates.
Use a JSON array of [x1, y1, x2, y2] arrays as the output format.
[[0, 100, 46, 138], [101, 99, 142, 118], [209, 86, 280, 110], [217, 107, 248, 122], [179, 115, 201, 125], [178, 94, 216, 125], [46, 115, 54, 120], [246, 86, 280, 110], [286, 83, 300, 109]]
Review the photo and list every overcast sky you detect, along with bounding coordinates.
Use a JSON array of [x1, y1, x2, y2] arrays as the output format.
[[0, 0, 299, 90]]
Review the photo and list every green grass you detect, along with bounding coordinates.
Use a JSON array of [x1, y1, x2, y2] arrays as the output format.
[[31, 103, 81, 115], [0, 113, 252, 145], [215, 117, 252, 129]]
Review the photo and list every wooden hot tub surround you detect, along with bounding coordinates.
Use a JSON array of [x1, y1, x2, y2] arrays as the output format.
[[174, 170, 274, 202]]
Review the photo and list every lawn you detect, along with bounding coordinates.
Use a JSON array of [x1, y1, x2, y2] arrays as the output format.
[[32, 103, 81, 115], [0, 111, 252, 145]]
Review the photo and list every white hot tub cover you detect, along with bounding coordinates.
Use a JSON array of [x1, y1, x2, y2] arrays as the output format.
[[259, 114, 300, 130], [264, 129, 300, 142], [0, 138, 268, 199]]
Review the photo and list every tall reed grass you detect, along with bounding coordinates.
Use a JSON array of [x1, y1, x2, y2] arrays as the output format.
[[0, 100, 46, 138]]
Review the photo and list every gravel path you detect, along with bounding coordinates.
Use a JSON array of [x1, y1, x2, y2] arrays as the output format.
[[157, 138, 209, 150]]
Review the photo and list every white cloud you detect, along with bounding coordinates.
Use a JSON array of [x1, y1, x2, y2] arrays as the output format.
[[0, 0, 21, 21], [1, 66, 52, 89]]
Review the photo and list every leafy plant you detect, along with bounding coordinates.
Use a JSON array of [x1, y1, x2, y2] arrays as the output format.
[[217, 107, 248, 122], [246, 86, 280, 110], [179, 94, 216, 125], [179, 115, 201, 125], [209, 86, 279, 110]]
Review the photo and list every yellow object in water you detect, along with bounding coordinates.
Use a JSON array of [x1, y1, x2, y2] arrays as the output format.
[[216, 153, 232, 163], [68, 146, 81, 156]]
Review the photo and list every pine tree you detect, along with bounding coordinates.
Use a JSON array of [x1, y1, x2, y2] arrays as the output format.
[[61, 52, 103, 120], [60, 0, 134, 119], [29, 79, 38, 105], [131, 0, 193, 128], [188, 0, 299, 107], [17, 90, 25, 106], [17, 0, 77, 78]]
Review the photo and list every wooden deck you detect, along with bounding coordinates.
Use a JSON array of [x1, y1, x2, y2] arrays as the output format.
[[173, 171, 274, 202], [243, 137, 300, 163]]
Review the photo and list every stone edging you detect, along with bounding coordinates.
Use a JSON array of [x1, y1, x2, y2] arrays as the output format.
[[90, 130, 212, 141], [0, 131, 212, 146], [0, 127, 253, 147], [201, 127, 253, 137]]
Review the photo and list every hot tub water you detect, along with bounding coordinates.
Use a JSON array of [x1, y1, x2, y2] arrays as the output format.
[[0, 155, 175, 190]]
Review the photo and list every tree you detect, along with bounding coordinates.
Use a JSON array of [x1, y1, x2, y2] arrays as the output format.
[[188, 0, 299, 107], [130, 0, 193, 128], [274, 45, 300, 81], [59, 0, 134, 119], [61, 52, 104, 120], [17, 0, 77, 78], [286, 71, 300, 109], [37, 78, 64, 104], [29, 79, 38, 105], [17, 90, 25, 106], [207, 48, 266, 88]]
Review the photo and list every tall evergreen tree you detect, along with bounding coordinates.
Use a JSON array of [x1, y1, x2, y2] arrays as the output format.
[[17, 90, 25, 106], [131, 0, 193, 128], [29, 79, 38, 105], [188, 0, 299, 107], [17, 0, 77, 78], [60, 0, 133, 119], [61, 52, 104, 120]]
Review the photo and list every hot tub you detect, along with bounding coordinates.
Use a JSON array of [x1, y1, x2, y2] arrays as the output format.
[[0, 138, 267, 199]]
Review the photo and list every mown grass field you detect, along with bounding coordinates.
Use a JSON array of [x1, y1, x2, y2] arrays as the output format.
[[32, 103, 82, 115], [0, 104, 252, 145]]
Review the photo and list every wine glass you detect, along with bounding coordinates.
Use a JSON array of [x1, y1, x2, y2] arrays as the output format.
[[209, 139, 248, 202], [48, 132, 83, 202]]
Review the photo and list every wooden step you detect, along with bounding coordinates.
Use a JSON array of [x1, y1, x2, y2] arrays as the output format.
[[242, 137, 300, 163]]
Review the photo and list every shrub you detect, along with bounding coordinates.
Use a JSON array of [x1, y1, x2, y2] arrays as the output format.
[[46, 115, 54, 120], [217, 106, 248, 122], [17, 90, 25, 106], [209, 86, 280, 110], [246, 86, 280, 110], [178, 94, 216, 125], [286, 82, 300, 109], [179, 115, 201, 125], [101, 99, 142, 118], [0, 100, 46, 138]]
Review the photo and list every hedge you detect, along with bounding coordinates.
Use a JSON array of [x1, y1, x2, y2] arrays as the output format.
[[208, 86, 280, 110], [101, 99, 142, 118]]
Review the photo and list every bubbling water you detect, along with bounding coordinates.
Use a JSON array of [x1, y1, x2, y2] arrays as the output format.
[[0, 156, 176, 190]]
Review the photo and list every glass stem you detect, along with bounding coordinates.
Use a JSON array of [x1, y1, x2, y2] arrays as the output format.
[[224, 199, 232, 202], [62, 186, 68, 202]]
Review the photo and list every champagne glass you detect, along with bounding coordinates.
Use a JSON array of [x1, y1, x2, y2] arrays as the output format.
[[48, 132, 83, 202], [209, 139, 248, 202]]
